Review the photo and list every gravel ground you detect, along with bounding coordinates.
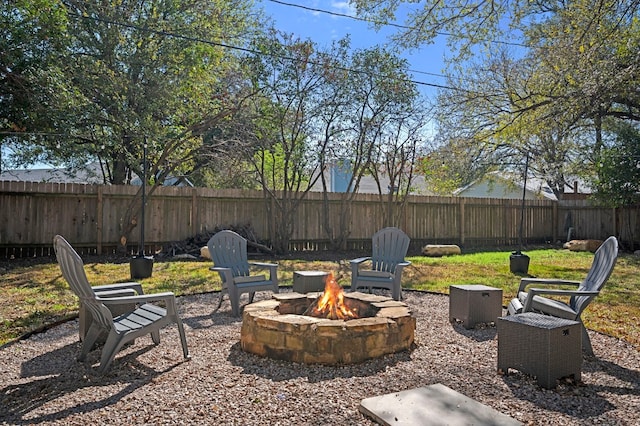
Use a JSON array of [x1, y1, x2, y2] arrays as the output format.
[[1, 289, 639, 425]]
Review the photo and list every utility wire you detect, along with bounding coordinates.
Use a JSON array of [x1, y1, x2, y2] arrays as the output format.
[[68, 12, 468, 93], [267, 0, 528, 48]]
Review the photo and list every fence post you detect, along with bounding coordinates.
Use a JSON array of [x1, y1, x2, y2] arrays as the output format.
[[552, 201, 558, 243], [191, 188, 198, 236], [459, 197, 465, 245], [97, 185, 103, 255]]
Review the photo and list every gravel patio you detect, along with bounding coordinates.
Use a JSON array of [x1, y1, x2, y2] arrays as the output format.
[[1, 289, 638, 425]]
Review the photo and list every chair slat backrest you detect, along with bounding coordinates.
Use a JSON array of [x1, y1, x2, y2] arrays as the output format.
[[572, 235, 618, 314], [53, 235, 113, 329], [370, 227, 410, 273], [208, 230, 251, 277]]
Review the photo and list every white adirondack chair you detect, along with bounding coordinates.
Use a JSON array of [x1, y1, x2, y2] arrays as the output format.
[[207, 230, 279, 316], [54, 235, 190, 373], [350, 227, 411, 301]]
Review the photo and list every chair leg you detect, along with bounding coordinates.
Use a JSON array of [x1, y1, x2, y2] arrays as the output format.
[[174, 317, 190, 360], [582, 324, 595, 356], [392, 282, 402, 301], [150, 330, 160, 345], [79, 323, 103, 361], [228, 287, 241, 316], [98, 332, 128, 373], [78, 302, 91, 341], [248, 291, 255, 303], [211, 290, 226, 314]]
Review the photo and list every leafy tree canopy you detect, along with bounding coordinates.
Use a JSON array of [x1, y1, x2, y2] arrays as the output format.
[[350, 0, 640, 198], [2, 0, 261, 184]]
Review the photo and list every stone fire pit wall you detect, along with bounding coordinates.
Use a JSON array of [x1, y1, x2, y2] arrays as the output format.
[[240, 292, 416, 365]]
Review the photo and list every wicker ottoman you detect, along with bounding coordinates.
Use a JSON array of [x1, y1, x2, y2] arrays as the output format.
[[497, 312, 582, 389], [449, 284, 503, 329], [293, 270, 328, 293]]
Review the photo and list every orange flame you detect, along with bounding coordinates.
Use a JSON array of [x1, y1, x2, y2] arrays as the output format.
[[311, 272, 358, 320]]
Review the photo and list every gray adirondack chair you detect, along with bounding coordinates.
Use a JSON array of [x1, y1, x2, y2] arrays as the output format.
[[508, 235, 618, 355], [53, 235, 189, 373], [207, 230, 279, 316], [350, 227, 411, 301], [78, 281, 144, 342]]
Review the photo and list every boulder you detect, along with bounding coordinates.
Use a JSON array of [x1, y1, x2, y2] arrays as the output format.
[[563, 239, 603, 252], [422, 244, 461, 257], [200, 246, 212, 260]]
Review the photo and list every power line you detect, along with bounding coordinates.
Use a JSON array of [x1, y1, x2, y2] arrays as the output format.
[[267, 0, 528, 48], [67, 12, 467, 93]]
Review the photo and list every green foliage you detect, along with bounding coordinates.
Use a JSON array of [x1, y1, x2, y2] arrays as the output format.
[[0, 0, 76, 165], [592, 122, 640, 207], [254, 143, 310, 191], [2, 0, 258, 184], [353, 0, 640, 198]]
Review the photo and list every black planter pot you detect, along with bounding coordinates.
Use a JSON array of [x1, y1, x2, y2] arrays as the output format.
[[130, 255, 154, 279], [509, 252, 530, 274]]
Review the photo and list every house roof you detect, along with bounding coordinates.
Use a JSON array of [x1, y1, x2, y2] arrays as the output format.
[[453, 171, 570, 200], [0, 163, 107, 184], [0, 162, 193, 187], [308, 163, 434, 195]]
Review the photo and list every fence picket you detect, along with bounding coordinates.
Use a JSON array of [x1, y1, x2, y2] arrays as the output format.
[[0, 182, 631, 257]]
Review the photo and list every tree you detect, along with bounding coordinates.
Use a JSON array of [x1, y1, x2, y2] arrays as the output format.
[[315, 45, 427, 247], [0, 0, 77, 169], [59, 0, 258, 184], [350, 0, 640, 195], [2, 0, 261, 250], [241, 30, 328, 253], [368, 113, 426, 227], [591, 121, 640, 246]]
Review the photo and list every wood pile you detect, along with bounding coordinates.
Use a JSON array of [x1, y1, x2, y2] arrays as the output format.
[[158, 224, 274, 258]]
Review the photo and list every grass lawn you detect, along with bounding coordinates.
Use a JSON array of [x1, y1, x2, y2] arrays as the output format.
[[1, 247, 638, 350]]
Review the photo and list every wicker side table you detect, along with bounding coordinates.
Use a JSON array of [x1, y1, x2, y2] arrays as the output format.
[[497, 312, 582, 389], [449, 284, 503, 329], [293, 270, 328, 293]]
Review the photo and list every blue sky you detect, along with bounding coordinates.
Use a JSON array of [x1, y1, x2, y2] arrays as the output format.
[[256, 0, 450, 100]]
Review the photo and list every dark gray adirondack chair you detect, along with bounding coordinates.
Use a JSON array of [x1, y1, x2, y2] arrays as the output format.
[[54, 235, 189, 373], [509, 235, 618, 355], [350, 227, 411, 301], [207, 230, 279, 316], [79, 281, 144, 342]]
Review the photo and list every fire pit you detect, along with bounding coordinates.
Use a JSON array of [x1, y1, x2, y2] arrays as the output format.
[[240, 273, 416, 364]]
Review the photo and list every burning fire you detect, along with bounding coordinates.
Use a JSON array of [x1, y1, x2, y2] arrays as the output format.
[[305, 272, 359, 320]]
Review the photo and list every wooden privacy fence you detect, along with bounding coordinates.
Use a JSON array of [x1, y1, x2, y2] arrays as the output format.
[[0, 180, 629, 258]]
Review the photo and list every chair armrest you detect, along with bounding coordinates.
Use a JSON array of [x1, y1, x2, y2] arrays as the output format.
[[99, 292, 179, 314], [249, 262, 278, 282], [94, 289, 138, 298], [351, 257, 372, 279], [394, 261, 411, 273], [518, 278, 581, 293], [249, 261, 278, 268], [523, 288, 599, 312], [350, 257, 371, 266], [98, 292, 176, 305], [92, 282, 143, 295], [210, 266, 235, 286]]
